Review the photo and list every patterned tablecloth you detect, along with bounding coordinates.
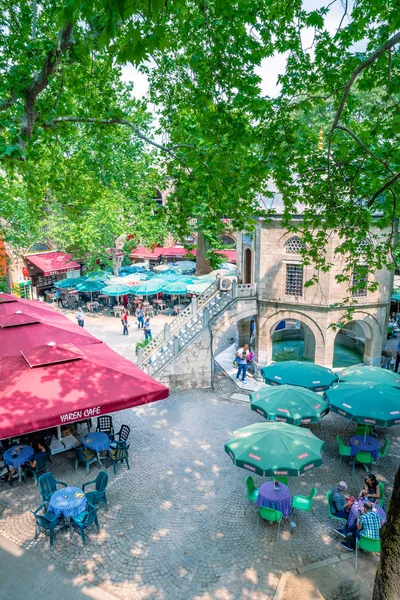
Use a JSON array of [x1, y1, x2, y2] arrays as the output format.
[[347, 499, 386, 528], [349, 435, 380, 459], [3, 445, 34, 469], [82, 432, 110, 452], [256, 481, 292, 516], [48, 487, 87, 518]]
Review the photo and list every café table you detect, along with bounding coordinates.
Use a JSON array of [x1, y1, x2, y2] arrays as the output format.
[[349, 436, 380, 460], [256, 481, 292, 517], [48, 487, 87, 519], [347, 498, 386, 528], [82, 432, 110, 465], [4, 445, 34, 470]]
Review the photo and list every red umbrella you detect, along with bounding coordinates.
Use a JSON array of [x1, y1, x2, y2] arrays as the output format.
[[0, 342, 169, 439], [0, 303, 100, 356]]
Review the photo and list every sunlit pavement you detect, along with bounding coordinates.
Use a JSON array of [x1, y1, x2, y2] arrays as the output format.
[[0, 310, 398, 600]]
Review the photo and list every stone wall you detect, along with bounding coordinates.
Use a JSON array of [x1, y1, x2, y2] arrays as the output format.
[[158, 329, 212, 390]]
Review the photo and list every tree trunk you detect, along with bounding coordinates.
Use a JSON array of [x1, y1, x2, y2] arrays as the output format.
[[372, 465, 400, 600], [195, 231, 213, 276]]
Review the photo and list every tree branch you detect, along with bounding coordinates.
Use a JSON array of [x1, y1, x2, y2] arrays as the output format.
[[17, 22, 75, 152], [336, 124, 395, 174], [367, 171, 400, 207], [42, 116, 194, 154]]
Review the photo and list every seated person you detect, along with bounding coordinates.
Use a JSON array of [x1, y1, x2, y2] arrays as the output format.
[[330, 481, 353, 519], [360, 473, 380, 503], [337, 502, 382, 552], [27, 440, 49, 469]]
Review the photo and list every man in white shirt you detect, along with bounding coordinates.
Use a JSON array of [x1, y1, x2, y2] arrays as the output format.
[[235, 344, 249, 384]]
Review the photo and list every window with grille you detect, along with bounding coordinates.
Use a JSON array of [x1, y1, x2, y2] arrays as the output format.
[[285, 236, 304, 254], [352, 269, 367, 297], [286, 264, 303, 296]]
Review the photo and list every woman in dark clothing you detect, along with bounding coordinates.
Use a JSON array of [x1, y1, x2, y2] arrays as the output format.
[[360, 473, 380, 503]]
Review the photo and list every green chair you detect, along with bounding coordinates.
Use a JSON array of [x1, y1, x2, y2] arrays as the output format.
[[326, 491, 347, 525], [25, 453, 50, 484], [74, 446, 97, 474], [355, 535, 381, 570], [246, 476, 259, 502], [355, 424, 373, 437], [352, 451, 374, 476], [378, 482, 384, 507], [106, 442, 130, 475], [256, 506, 282, 541], [31, 502, 66, 547], [377, 439, 390, 461], [83, 471, 109, 509], [69, 502, 100, 545], [337, 435, 351, 462], [38, 473, 67, 504], [292, 487, 317, 514], [274, 476, 288, 485]]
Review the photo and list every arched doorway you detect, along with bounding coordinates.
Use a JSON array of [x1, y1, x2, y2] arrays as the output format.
[[333, 321, 365, 367], [271, 319, 316, 362], [244, 248, 252, 284]]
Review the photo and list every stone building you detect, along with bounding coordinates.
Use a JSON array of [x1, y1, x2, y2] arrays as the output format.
[[236, 196, 393, 370]]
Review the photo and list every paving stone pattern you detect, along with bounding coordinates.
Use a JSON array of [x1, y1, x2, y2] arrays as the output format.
[[0, 379, 398, 600]]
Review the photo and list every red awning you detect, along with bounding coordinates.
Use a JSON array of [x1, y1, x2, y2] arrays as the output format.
[[216, 249, 236, 263], [160, 247, 195, 257], [0, 342, 169, 439], [131, 247, 164, 260], [25, 252, 80, 276]]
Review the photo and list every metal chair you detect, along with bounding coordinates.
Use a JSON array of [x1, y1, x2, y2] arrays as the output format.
[[70, 503, 100, 545], [31, 503, 65, 547], [256, 506, 282, 541]]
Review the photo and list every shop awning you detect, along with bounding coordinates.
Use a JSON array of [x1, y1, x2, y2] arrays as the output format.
[[160, 247, 194, 257], [25, 252, 80, 276], [131, 246, 164, 260], [0, 342, 169, 439]]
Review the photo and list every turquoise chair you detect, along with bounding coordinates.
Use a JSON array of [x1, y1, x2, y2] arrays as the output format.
[[352, 451, 374, 476], [83, 471, 109, 509], [70, 503, 100, 545], [326, 491, 347, 525], [246, 476, 259, 501], [38, 473, 67, 504], [256, 506, 282, 542], [355, 424, 372, 437], [31, 503, 66, 547], [292, 487, 317, 514], [74, 446, 97, 474], [106, 442, 130, 475], [336, 435, 351, 462], [355, 535, 381, 570]]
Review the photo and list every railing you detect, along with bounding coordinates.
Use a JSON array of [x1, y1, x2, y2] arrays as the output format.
[[141, 281, 257, 377], [140, 280, 218, 362]]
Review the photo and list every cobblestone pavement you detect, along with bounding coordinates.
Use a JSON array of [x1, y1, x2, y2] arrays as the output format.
[[1, 376, 399, 600]]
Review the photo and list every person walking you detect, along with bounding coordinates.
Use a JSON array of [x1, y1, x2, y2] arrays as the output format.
[[76, 306, 84, 328], [137, 306, 144, 330], [121, 309, 129, 335], [235, 344, 249, 384], [144, 317, 152, 340], [381, 347, 394, 370], [55, 289, 64, 308]]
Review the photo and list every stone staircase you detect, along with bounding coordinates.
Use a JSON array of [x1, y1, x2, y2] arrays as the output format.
[[138, 280, 257, 378]]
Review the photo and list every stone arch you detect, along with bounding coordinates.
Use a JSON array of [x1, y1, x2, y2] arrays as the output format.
[[243, 247, 252, 284], [333, 311, 383, 367], [211, 299, 258, 352], [258, 310, 326, 366]]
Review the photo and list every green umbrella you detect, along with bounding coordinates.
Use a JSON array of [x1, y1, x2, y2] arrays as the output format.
[[54, 276, 87, 289], [187, 281, 213, 295], [339, 365, 400, 388], [250, 385, 329, 425], [130, 280, 164, 295], [162, 281, 190, 295], [224, 422, 324, 477], [102, 284, 133, 296], [261, 361, 338, 392], [86, 271, 112, 282], [324, 382, 400, 427], [391, 291, 400, 302], [75, 280, 105, 293]]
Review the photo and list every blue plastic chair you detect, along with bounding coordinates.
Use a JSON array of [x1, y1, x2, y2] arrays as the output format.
[[25, 453, 50, 484], [31, 502, 65, 547], [74, 446, 97, 474], [106, 442, 130, 475], [82, 471, 109, 509], [70, 503, 100, 545], [38, 472, 68, 503]]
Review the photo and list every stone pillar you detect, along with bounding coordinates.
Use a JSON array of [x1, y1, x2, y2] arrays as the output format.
[[237, 316, 252, 347], [255, 314, 271, 372], [191, 296, 198, 313], [302, 325, 316, 361], [164, 323, 170, 339], [364, 334, 383, 366]]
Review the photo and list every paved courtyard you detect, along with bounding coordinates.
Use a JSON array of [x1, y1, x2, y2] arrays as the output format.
[[1, 312, 399, 600]]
